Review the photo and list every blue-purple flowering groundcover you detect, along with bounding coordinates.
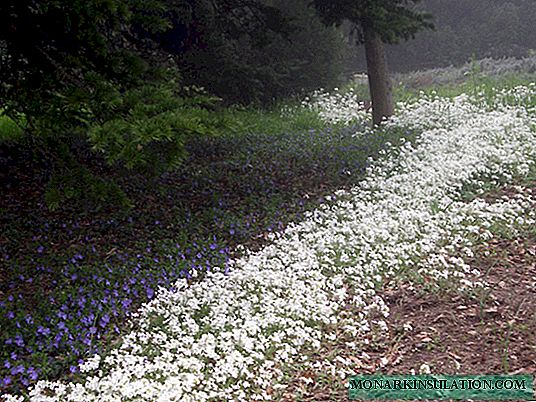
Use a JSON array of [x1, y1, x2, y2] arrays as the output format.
[[0, 123, 415, 395], [1, 237, 231, 392]]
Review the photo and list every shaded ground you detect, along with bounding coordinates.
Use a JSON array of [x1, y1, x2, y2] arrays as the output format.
[[281, 233, 536, 401]]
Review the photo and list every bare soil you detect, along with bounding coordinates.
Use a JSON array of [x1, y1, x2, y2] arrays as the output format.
[[281, 235, 536, 401]]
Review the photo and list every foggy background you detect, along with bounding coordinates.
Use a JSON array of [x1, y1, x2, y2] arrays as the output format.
[[346, 0, 536, 73]]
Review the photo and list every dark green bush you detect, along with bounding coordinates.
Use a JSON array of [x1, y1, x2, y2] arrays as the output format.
[[175, 0, 348, 105]]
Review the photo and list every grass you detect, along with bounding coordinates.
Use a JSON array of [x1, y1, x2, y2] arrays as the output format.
[[224, 102, 327, 137], [394, 73, 536, 104], [344, 57, 536, 107]]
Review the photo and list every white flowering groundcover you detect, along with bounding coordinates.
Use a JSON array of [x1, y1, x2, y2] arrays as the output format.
[[3, 85, 536, 401]]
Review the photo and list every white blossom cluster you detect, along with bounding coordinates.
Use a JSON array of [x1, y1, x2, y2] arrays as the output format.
[[3, 87, 536, 402], [301, 88, 371, 126], [484, 83, 536, 113]]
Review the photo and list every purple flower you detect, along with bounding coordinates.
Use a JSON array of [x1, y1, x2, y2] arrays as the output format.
[[28, 367, 38, 381], [37, 246, 44, 253], [146, 288, 154, 299], [37, 326, 51, 336], [11, 365, 24, 375], [14, 334, 24, 347], [99, 314, 110, 328]]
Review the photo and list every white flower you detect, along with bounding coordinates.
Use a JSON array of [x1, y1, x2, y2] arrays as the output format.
[[419, 363, 432, 375]]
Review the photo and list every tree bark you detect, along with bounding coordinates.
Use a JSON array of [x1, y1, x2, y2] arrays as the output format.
[[363, 25, 394, 126]]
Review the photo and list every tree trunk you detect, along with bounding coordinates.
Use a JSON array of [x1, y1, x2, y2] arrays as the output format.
[[363, 25, 394, 126]]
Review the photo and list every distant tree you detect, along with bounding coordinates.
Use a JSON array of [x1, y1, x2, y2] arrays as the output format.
[[313, 0, 434, 125], [366, 0, 536, 73], [155, 0, 346, 105]]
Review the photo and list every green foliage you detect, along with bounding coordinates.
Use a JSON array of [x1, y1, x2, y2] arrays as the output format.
[[312, 0, 434, 44], [0, 0, 166, 117], [0, 1, 244, 211], [1, 0, 170, 161], [0, 0, 197, 137], [0, 112, 23, 143], [173, 0, 347, 105], [87, 75, 230, 173]]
